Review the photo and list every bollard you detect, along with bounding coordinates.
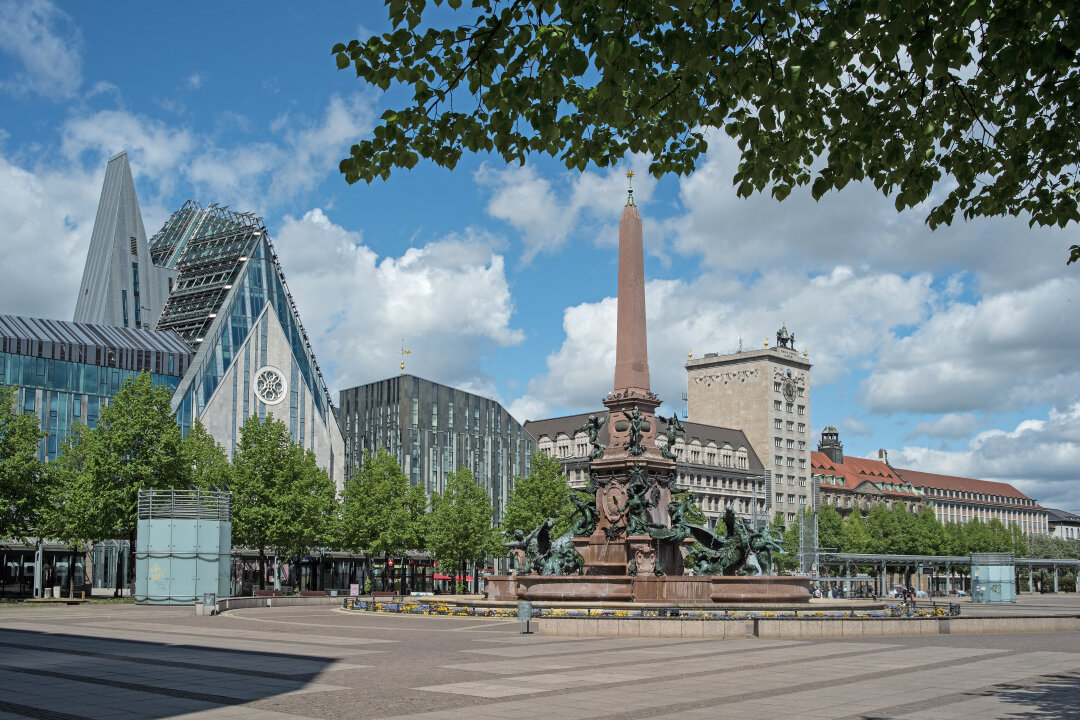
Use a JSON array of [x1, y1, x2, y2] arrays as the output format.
[[517, 601, 533, 634]]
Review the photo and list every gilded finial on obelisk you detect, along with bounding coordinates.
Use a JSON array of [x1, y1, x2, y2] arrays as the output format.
[[626, 169, 636, 206]]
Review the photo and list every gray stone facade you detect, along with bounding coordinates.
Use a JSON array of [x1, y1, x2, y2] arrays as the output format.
[[685, 335, 812, 523]]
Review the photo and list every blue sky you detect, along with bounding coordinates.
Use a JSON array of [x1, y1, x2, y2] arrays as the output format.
[[1, 1, 1079, 510]]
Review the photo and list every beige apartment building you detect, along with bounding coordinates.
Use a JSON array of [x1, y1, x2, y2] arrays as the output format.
[[685, 325, 812, 523]]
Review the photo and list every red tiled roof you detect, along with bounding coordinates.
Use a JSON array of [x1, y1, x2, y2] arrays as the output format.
[[811, 451, 921, 498], [894, 467, 1032, 502]]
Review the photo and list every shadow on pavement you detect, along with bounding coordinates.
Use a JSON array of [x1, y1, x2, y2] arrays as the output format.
[[989, 672, 1080, 719], [0, 626, 338, 719]]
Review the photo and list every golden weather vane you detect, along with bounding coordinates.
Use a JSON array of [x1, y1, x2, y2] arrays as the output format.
[[625, 169, 636, 204], [399, 339, 411, 375]]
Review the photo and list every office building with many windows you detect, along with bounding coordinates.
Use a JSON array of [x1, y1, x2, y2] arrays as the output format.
[[338, 375, 533, 522]]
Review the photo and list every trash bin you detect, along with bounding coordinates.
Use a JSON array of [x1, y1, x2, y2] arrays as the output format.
[[202, 592, 217, 615], [517, 601, 533, 634]]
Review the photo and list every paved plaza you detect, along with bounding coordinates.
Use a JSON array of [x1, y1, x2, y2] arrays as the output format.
[[0, 597, 1078, 720]]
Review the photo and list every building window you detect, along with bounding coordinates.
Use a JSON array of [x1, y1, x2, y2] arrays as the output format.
[[798, 441, 806, 450], [121, 290, 128, 327], [774, 455, 783, 466], [786, 403, 793, 412], [773, 400, 782, 410], [798, 423, 806, 432], [774, 381, 781, 392], [797, 387, 804, 397], [775, 493, 784, 504], [774, 419, 782, 429], [774, 437, 782, 447], [787, 457, 794, 466], [130, 236, 138, 255], [797, 405, 805, 415], [786, 439, 794, 449], [786, 420, 794, 431]]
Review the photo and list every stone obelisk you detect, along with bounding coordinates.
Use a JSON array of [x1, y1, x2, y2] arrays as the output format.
[[578, 173, 681, 580]]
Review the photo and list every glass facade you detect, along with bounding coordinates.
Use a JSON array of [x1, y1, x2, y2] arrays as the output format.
[[0, 315, 190, 460], [338, 375, 534, 521], [148, 202, 331, 439]]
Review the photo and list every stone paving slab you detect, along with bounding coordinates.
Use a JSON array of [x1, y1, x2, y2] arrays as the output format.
[[0, 601, 1078, 719]]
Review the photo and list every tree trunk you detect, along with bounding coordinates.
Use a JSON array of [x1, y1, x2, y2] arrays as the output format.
[[128, 530, 137, 597], [258, 550, 266, 591]]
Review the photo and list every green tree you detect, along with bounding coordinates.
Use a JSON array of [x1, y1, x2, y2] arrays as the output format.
[[334, 1, 1080, 264], [232, 415, 337, 590], [942, 522, 969, 556], [180, 419, 233, 491], [889, 504, 916, 554], [910, 506, 944, 556], [774, 511, 800, 573], [865, 504, 893, 554], [39, 424, 101, 597], [841, 510, 871, 554], [428, 467, 495, 593], [339, 448, 427, 593], [83, 373, 186, 592], [817, 505, 844, 553], [963, 518, 993, 554], [1009, 522, 1028, 557], [0, 384, 46, 541], [500, 452, 575, 537]]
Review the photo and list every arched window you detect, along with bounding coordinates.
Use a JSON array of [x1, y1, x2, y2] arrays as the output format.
[[735, 447, 749, 469]]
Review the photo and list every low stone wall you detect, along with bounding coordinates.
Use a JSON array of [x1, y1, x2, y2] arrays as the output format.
[[213, 595, 350, 613], [537, 614, 1080, 638]]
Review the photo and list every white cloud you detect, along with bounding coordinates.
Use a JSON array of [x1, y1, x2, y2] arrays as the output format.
[[891, 403, 1080, 510], [271, 208, 524, 394], [477, 155, 658, 264], [861, 276, 1080, 414], [906, 412, 980, 440], [673, 135, 1077, 294], [0, 154, 99, 319], [843, 418, 873, 437], [506, 395, 551, 424], [513, 266, 934, 417], [0, 0, 81, 99], [186, 73, 203, 90], [57, 93, 376, 215]]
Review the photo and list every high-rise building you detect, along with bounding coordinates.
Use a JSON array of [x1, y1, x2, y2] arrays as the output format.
[[685, 326, 812, 523], [338, 375, 533, 521]]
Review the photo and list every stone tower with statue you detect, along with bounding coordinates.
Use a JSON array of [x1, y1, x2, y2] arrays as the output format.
[[484, 175, 811, 604], [685, 324, 813, 525]]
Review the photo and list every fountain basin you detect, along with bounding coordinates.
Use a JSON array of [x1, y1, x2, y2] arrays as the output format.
[[484, 574, 812, 603]]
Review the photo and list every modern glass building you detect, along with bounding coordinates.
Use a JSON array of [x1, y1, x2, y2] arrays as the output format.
[[66, 152, 345, 490], [0, 314, 191, 460], [338, 375, 534, 521]]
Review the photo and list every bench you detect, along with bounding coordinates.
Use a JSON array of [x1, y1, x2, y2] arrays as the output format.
[[253, 589, 285, 597]]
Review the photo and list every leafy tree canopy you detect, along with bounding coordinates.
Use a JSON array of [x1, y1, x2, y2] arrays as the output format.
[[232, 415, 337, 561], [335, 0, 1080, 263], [340, 448, 427, 556], [427, 466, 496, 575], [180, 419, 233, 491], [84, 373, 186, 542], [0, 384, 46, 541], [500, 452, 575, 537]]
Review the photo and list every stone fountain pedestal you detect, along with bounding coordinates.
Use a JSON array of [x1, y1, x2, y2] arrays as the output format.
[[484, 574, 813, 603]]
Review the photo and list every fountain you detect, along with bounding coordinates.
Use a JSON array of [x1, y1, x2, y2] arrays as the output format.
[[485, 175, 812, 605]]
